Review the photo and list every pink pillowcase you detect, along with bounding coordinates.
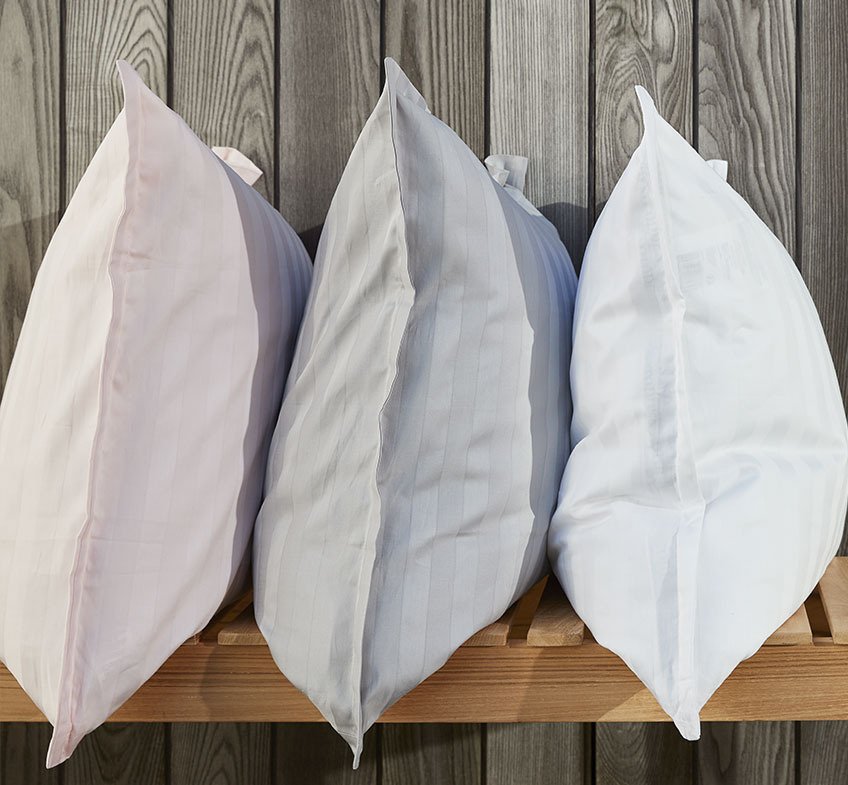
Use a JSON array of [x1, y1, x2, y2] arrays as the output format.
[[0, 61, 312, 766]]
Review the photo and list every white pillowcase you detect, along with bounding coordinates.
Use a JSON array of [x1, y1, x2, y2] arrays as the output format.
[[254, 58, 577, 764], [0, 61, 312, 766], [550, 86, 848, 739]]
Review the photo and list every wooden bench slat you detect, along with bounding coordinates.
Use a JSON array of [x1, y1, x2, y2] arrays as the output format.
[[218, 607, 266, 646], [818, 557, 848, 644], [764, 602, 813, 645], [526, 577, 584, 647]]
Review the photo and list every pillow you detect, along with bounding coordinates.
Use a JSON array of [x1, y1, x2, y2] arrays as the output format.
[[254, 57, 577, 764], [0, 61, 312, 767], [550, 86, 848, 739]]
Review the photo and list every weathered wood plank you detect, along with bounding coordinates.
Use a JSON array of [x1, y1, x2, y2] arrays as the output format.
[[593, 2, 694, 779], [0, 0, 59, 391], [801, 0, 848, 546], [384, 0, 485, 156], [698, 722, 794, 785], [64, 0, 167, 195], [594, 0, 693, 213], [596, 723, 692, 785], [62, 724, 166, 785], [799, 721, 848, 784], [274, 724, 377, 784], [489, 0, 590, 261], [171, 0, 275, 202], [698, 0, 795, 252], [486, 723, 587, 785], [169, 723, 271, 784], [0, 724, 57, 784], [277, 0, 380, 254], [382, 724, 481, 785]]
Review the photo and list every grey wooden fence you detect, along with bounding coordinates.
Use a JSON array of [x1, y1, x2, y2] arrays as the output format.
[[1, 0, 846, 782]]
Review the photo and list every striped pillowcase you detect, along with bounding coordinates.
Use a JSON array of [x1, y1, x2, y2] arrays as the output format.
[[254, 57, 578, 764], [550, 87, 848, 739], [0, 61, 312, 767]]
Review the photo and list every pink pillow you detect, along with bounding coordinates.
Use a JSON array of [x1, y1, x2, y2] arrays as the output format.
[[0, 61, 311, 766]]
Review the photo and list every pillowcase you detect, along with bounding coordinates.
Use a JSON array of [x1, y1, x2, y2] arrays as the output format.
[[254, 57, 577, 764], [550, 86, 848, 739], [0, 61, 312, 767]]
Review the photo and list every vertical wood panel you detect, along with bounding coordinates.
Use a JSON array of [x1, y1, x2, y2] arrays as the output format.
[[698, 722, 794, 785], [61, 6, 168, 778], [799, 721, 848, 784], [380, 3, 489, 772], [800, 0, 848, 766], [274, 723, 377, 784], [697, 5, 798, 779], [170, 723, 271, 785], [384, 0, 485, 156], [65, 0, 167, 195], [171, 0, 275, 202], [596, 723, 692, 785], [593, 2, 693, 778], [63, 723, 166, 785], [382, 724, 481, 785], [698, 0, 795, 252], [0, 0, 59, 390], [802, 0, 848, 555], [486, 723, 588, 785], [489, 0, 590, 262], [277, 0, 380, 254], [594, 0, 693, 213], [0, 724, 58, 784]]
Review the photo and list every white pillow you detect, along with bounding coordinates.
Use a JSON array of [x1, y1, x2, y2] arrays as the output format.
[[254, 58, 577, 764], [0, 61, 312, 766], [550, 86, 848, 739]]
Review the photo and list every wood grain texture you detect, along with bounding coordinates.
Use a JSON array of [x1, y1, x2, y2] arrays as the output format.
[[0, 724, 57, 784], [593, 2, 693, 776], [169, 723, 271, 785], [594, 0, 693, 213], [802, 0, 848, 555], [382, 724, 481, 785], [489, 0, 590, 262], [596, 723, 692, 785], [526, 578, 585, 646], [698, 0, 796, 252], [274, 724, 377, 784], [819, 559, 848, 643], [697, 722, 794, 785], [765, 603, 813, 646], [277, 0, 380, 253], [0, 0, 59, 391], [799, 721, 848, 784], [384, 0, 485, 156], [62, 723, 166, 785], [171, 0, 275, 202], [64, 0, 166, 195], [486, 723, 587, 785]]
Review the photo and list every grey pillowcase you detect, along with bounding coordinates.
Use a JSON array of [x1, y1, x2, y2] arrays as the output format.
[[253, 57, 577, 764]]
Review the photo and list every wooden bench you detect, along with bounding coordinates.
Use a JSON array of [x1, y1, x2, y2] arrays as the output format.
[[3, 558, 847, 724]]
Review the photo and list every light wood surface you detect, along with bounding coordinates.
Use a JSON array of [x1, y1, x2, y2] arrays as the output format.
[[526, 578, 585, 647], [818, 558, 848, 644], [5, 561, 848, 726], [764, 603, 813, 646]]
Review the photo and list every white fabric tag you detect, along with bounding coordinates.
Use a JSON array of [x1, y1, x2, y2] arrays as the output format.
[[706, 159, 729, 181], [212, 146, 263, 186]]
